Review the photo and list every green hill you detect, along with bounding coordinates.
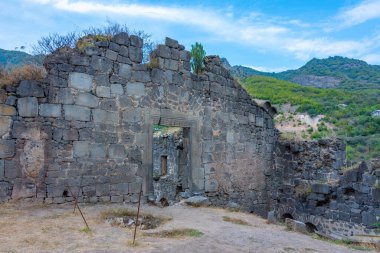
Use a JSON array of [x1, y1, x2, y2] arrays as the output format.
[[0, 49, 43, 68], [242, 76, 380, 162], [229, 56, 380, 90]]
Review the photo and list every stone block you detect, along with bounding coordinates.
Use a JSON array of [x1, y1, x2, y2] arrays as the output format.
[[75, 93, 99, 108], [64, 105, 91, 121], [119, 46, 129, 57], [0, 104, 16, 116], [73, 141, 89, 158], [255, 117, 264, 127], [205, 177, 218, 192], [96, 86, 111, 98], [96, 184, 110, 196], [0, 182, 10, 197], [112, 32, 129, 46], [118, 63, 132, 79], [39, 104, 61, 117], [122, 108, 142, 123], [70, 55, 90, 66], [17, 80, 44, 97], [68, 72, 93, 91], [129, 46, 143, 63], [90, 143, 106, 158], [157, 45, 171, 58], [105, 49, 118, 61], [165, 37, 179, 48], [57, 88, 75, 104], [92, 109, 119, 124], [108, 144, 126, 159], [184, 196, 210, 207], [126, 82, 145, 96], [17, 97, 38, 117], [62, 129, 78, 141], [111, 195, 124, 203], [285, 218, 308, 234], [130, 35, 143, 48], [0, 140, 15, 158], [0, 116, 12, 137], [111, 183, 129, 194], [5, 96, 16, 106], [312, 183, 330, 194], [110, 84, 124, 96], [132, 71, 151, 82]]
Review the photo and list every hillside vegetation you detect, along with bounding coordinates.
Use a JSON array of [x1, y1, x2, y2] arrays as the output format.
[[0, 49, 43, 68], [229, 56, 380, 89], [242, 76, 380, 163]]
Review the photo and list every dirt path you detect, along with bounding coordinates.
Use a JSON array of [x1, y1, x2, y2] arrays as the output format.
[[0, 202, 373, 253]]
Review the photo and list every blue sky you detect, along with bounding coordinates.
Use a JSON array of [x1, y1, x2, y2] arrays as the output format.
[[1, 0, 380, 71]]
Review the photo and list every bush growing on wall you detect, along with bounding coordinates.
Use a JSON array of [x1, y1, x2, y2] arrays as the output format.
[[32, 21, 155, 63], [190, 42, 206, 74]]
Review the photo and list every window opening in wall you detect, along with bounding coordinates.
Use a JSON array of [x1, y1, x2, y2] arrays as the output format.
[[161, 155, 167, 176]]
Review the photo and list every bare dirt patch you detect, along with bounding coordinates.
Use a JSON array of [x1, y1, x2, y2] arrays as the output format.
[[0, 201, 375, 253]]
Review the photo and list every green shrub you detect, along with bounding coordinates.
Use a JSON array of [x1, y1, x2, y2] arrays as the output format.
[[190, 42, 206, 74]]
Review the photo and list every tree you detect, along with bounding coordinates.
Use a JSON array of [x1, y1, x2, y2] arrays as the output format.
[[190, 42, 206, 74]]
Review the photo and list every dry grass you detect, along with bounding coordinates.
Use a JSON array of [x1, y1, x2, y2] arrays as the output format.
[[144, 228, 203, 238], [100, 208, 171, 230], [0, 64, 46, 87], [222, 216, 250, 226], [311, 234, 377, 251]]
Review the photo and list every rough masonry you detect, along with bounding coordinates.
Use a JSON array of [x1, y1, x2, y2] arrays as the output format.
[[0, 33, 276, 217]]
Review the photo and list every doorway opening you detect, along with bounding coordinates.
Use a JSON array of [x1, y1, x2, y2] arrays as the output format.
[[152, 125, 190, 206]]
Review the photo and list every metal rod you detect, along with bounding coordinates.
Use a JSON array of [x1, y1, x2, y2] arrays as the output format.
[[67, 184, 90, 230], [73, 175, 83, 213], [133, 183, 143, 245]]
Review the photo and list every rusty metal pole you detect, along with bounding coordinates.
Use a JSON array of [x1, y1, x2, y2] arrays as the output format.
[[67, 185, 90, 230], [73, 175, 83, 213], [133, 183, 143, 245]]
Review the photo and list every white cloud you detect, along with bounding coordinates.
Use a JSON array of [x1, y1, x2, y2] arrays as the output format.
[[336, 0, 380, 28], [361, 53, 380, 64], [244, 66, 288, 73], [23, 0, 380, 64]]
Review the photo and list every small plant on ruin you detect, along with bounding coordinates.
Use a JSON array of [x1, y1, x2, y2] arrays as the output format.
[[190, 42, 206, 74], [147, 53, 159, 69]]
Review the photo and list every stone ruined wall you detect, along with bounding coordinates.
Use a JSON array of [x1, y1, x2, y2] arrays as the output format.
[[0, 33, 276, 216], [272, 139, 380, 240]]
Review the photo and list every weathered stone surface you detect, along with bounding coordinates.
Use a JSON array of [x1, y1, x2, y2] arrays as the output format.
[[112, 32, 129, 46], [108, 144, 126, 159], [90, 143, 106, 158], [165, 37, 179, 48], [130, 35, 143, 48], [105, 49, 118, 61], [92, 109, 119, 124], [39, 104, 61, 117], [110, 84, 124, 96], [126, 82, 145, 96], [118, 64, 131, 79], [185, 196, 210, 207], [73, 141, 89, 158], [17, 80, 44, 97], [157, 45, 171, 58], [76, 93, 99, 108], [96, 86, 111, 98], [68, 72, 93, 91], [0, 140, 15, 158], [129, 46, 143, 63], [64, 105, 91, 121], [18, 97, 38, 117], [0, 104, 16, 116], [62, 129, 78, 141], [0, 116, 11, 137]]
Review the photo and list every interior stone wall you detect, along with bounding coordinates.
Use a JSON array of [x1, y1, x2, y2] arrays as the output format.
[[272, 139, 380, 240], [0, 33, 277, 216]]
